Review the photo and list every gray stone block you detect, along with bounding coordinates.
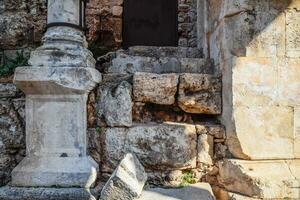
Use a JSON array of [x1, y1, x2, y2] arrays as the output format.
[[99, 153, 147, 200], [0, 186, 98, 200], [138, 183, 215, 200]]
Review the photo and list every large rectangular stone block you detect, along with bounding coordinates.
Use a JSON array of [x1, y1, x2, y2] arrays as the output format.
[[232, 57, 278, 106], [178, 74, 222, 114], [133, 73, 179, 105], [218, 159, 300, 199], [278, 58, 300, 106], [230, 106, 294, 159], [100, 123, 197, 172]]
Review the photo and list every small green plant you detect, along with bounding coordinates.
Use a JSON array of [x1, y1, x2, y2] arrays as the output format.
[[179, 171, 197, 188], [0, 51, 29, 77], [96, 127, 103, 133]]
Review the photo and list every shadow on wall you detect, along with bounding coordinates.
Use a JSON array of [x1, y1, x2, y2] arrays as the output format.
[[207, 0, 294, 160]]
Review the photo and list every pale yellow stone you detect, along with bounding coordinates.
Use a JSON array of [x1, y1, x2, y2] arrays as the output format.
[[286, 9, 300, 57], [232, 57, 278, 106], [218, 159, 300, 199], [232, 106, 294, 159], [294, 107, 300, 158], [278, 58, 300, 106]]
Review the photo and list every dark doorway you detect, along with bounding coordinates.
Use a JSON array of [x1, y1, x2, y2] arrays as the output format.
[[123, 0, 178, 48]]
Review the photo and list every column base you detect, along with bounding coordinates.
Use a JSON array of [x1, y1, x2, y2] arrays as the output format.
[[0, 185, 100, 200], [11, 156, 98, 188]]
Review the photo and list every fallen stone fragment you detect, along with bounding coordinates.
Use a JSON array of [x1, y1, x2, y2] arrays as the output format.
[[137, 183, 215, 200], [99, 153, 147, 200]]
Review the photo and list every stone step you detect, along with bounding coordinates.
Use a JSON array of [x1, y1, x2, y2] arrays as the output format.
[[137, 183, 215, 200], [126, 46, 203, 58], [217, 159, 300, 199], [102, 51, 214, 74]]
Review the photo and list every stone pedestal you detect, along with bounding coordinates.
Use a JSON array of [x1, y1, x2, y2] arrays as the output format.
[[8, 0, 101, 189], [10, 67, 101, 188]]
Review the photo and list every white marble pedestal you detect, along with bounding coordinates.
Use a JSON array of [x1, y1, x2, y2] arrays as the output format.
[[10, 67, 101, 188]]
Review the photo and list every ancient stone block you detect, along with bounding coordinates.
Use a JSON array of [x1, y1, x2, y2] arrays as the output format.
[[232, 58, 278, 106], [138, 183, 215, 200], [100, 153, 147, 200], [196, 124, 226, 139], [108, 53, 214, 74], [197, 134, 214, 166], [100, 123, 197, 172], [178, 74, 222, 114], [286, 9, 300, 57], [278, 58, 300, 106], [133, 73, 178, 105], [0, 186, 98, 200], [218, 159, 300, 199], [96, 80, 132, 127], [0, 84, 18, 98], [227, 106, 294, 160]]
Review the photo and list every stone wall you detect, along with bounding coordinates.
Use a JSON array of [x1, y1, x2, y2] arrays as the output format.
[[206, 0, 300, 199], [0, 78, 25, 186], [87, 47, 224, 185]]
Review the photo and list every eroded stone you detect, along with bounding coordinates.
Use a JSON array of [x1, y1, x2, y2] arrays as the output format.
[[218, 159, 300, 199], [178, 74, 222, 114], [99, 153, 147, 200], [133, 73, 178, 105], [100, 123, 197, 172]]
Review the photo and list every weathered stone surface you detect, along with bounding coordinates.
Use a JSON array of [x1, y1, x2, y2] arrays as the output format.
[[213, 186, 260, 200], [197, 134, 214, 166], [178, 74, 222, 114], [278, 58, 300, 106], [218, 159, 300, 199], [0, 1, 47, 49], [108, 53, 214, 74], [96, 79, 132, 127], [100, 153, 147, 200], [133, 73, 179, 105], [138, 183, 215, 200], [286, 8, 300, 57], [0, 186, 97, 200], [196, 124, 226, 139], [100, 123, 197, 172], [127, 46, 202, 58], [227, 106, 294, 160], [0, 84, 18, 98]]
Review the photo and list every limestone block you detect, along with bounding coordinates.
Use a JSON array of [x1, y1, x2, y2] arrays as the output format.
[[286, 9, 300, 57], [99, 153, 147, 200], [133, 73, 179, 105], [178, 74, 222, 114], [127, 46, 203, 58], [227, 106, 294, 160], [109, 53, 214, 74], [218, 159, 300, 199], [12, 156, 98, 188], [100, 123, 197, 172], [196, 124, 226, 139], [0, 84, 18, 98], [96, 80, 132, 127], [197, 134, 214, 166], [278, 58, 300, 106], [14, 67, 101, 94], [138, 183, 215, 200], [0, 186, 97, 200], [295, 107, 300, 158], [220, 0, 253, 19], [232, 57, 278, 106], [213, 186, 260, 200]]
